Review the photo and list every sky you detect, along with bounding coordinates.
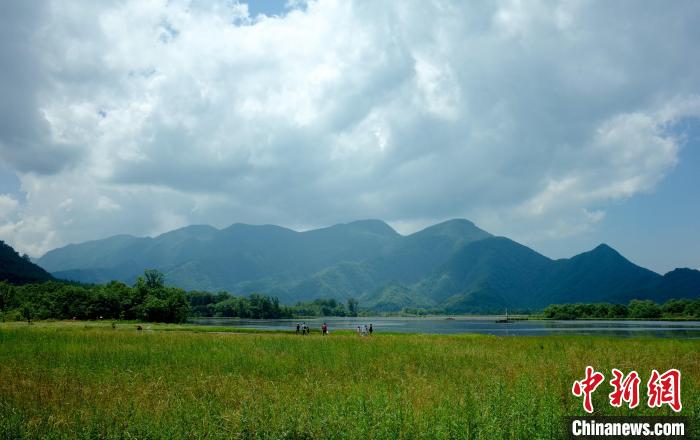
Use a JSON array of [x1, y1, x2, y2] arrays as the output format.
[[0, 0, 699, 274]]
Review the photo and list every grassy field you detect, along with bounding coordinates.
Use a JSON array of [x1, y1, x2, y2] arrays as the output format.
[[0, 321, 698, 439]]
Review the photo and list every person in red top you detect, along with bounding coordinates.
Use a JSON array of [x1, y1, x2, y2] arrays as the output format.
[[322, 323, 328, 335]]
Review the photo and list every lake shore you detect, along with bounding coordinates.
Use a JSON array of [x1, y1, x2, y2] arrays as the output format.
[[188, 316, 700, 338]]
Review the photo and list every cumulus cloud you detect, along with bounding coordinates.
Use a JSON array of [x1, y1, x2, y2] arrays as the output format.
[[1, 0, 699, 256]]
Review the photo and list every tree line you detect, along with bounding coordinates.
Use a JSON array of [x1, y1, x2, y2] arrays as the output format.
[[542, 298, 700, 320], [0, 270, 360, 323], [0, 270, 190, 323], [187, 292, 359, 318]]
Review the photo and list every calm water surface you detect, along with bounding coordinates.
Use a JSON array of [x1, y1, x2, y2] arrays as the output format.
[[190, 316, 700, 338]]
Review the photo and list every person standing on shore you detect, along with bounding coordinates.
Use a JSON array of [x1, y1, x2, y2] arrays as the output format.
[[369, 323, 373, 336], [322, 322, 328, 335], [296, 322, 300, 334]]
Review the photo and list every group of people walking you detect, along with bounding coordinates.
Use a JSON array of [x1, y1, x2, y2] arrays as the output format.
[[296, 322, 331, 335], [296, 322, 311, 335], [357, 323, 373, 336], [294, 322, 373, 336]]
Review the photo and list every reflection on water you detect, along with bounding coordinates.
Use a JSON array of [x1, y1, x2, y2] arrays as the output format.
[[189, 316, 700, 338]]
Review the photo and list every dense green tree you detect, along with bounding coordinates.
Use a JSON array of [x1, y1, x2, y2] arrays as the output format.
[[208, 294, 290, 319], [608, 303, 628, 318], [186, 291, 232, 316], [143, 269, 165, 289], [138, 292, 189, 323], [346, 298, 359, 317], [685, 299, 700, 318], [0, 281, 15, 311], [662, 299, 691, 315], [20, 303, 34, 324], [132, 271, 189, 322], [540, 298, 700, 320], [628, 300, 662, 319], [287, 298, 350, 317]]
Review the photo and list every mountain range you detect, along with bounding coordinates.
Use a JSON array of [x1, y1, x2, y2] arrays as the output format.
[[35, 219, 700, 312]]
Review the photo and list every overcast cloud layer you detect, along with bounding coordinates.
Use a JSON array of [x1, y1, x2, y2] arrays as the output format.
[[1, 0, 699, 260]]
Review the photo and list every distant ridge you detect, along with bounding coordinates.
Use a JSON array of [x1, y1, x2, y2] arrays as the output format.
[[0, 241, 53, 284], [36, 219, 700, 312]]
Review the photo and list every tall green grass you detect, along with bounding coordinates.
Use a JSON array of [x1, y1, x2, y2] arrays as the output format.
[[0, 322, 698, 439]]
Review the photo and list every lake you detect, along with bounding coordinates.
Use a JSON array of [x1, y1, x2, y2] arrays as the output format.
[[189, 316, 700, 338]]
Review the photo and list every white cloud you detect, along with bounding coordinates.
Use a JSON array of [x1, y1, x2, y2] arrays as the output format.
[[1, 0, 699, 256], [0, 194, 19, 219], [96, 195, 121, 212]]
